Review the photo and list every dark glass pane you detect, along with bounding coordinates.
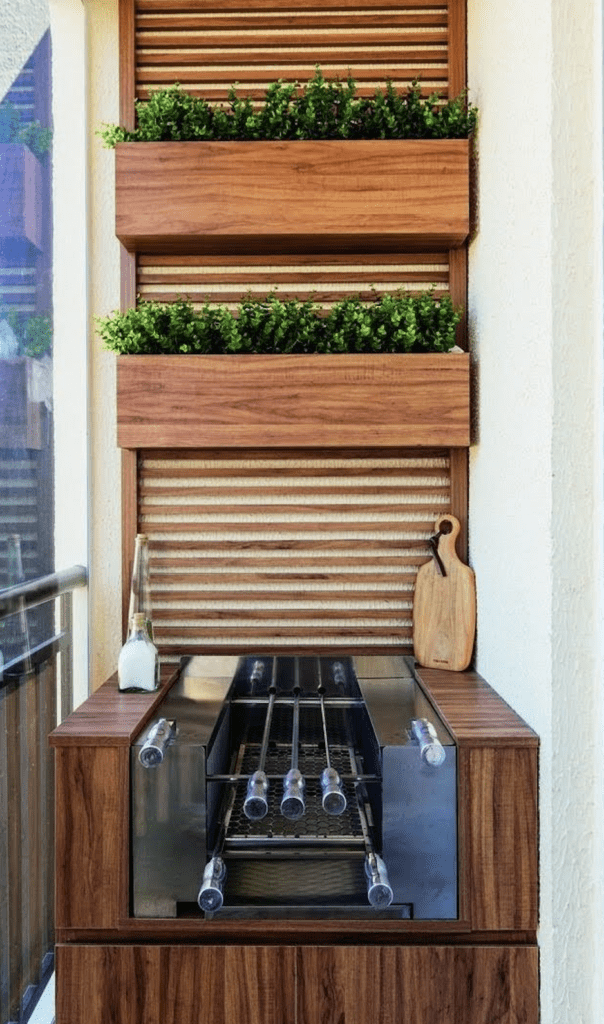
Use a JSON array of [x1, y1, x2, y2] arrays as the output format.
[[0, 32, 54, 662]]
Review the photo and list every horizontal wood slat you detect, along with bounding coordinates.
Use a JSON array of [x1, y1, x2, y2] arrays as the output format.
[[134, 0, 453, 102], [137, 253, 451, 310], [136, 451, 450, 656]]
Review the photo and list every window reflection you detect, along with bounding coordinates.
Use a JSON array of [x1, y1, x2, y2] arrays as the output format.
[[0, 31, 53, 661]]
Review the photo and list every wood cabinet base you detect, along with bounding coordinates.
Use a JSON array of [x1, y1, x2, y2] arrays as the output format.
[[56, 943, 538, 1024]]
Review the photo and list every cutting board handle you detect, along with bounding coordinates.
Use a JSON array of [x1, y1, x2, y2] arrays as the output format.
[[434, 514, 461, 570]]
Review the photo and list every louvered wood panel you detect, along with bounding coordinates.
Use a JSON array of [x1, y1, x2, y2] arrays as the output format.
[[137, 450, 451, 659], [137, 253, 451, 309], [134, 0, 454, 102]]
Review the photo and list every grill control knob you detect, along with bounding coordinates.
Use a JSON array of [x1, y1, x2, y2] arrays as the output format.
[[243, 770, 269, 820], [320, 767, 347, 816], [281, 768, 306, 820], [364, 854, 394, 909], [197, 857, 227, 912]]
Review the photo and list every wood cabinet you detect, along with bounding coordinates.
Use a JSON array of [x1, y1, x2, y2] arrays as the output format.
[[56, 945, 296, 1024], [51, 665, 538, 1024], [56, 943, 538, 1024]]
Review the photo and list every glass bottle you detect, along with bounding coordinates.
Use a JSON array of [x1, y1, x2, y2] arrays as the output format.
[[127, 533, 160, 684], [128, 534, 154, 641], [118, 612, 159, 693]]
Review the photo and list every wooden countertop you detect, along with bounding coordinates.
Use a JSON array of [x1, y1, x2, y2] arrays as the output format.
[[50, 661, 537, 749], [415, 665, 538, 747], [49, 669, 177, 747]]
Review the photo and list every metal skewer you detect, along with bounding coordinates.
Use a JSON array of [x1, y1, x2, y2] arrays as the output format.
[[197, 713, 249, 912], [243, 656, 278, 820], [317, 658, 347, 815], [348, 748, 393, 909], [281, 658, 306, 820]]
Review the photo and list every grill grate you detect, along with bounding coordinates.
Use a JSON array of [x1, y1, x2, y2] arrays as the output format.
[[224, 742, 365, 843]]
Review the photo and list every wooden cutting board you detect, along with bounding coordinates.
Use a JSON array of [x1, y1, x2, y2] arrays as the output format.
[[413, 514, 476, 672]]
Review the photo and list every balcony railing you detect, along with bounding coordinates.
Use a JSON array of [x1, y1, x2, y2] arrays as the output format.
[[0, 566, 87, 1024]]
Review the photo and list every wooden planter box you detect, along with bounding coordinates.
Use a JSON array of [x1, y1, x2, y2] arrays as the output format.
[[115, 139, 469, 256], [116, 352, 470, 449], [0, 144, 43, 250]]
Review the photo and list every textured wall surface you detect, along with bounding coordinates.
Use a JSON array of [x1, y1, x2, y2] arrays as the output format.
[[468, 0, 604, 1021], [0, 0, 48, 101]]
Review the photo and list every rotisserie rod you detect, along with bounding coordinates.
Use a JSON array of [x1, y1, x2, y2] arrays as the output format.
[[243, 657, 277, 820], [317, 658, 347, 815], [200, 660, 268, 909], [350, 749, 393, 908], [280, 658, 306, 820]]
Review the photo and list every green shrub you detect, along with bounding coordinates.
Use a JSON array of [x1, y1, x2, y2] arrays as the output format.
[[96, 291, 462, 356], [0, 101, 52, 159], [98, 68, 477, 146], [3, 312, 52, 357]]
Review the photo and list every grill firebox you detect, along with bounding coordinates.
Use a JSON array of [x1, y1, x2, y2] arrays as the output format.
[[131, 654, 457, 921]]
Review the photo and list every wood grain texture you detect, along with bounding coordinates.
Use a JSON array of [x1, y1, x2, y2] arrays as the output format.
[[115, 140, 470, 255], [449, 447, 469, 557], [50, 673, 175, 747], [297, 945, 539, 1024], [56, 945, 296, 1024], [54, 746, 127, 929], [119, 0, 135, 129], [414, 665, 539, 746], [116, 353, 470, 449], [412, 513, 476, 670], [56, 945, 161, 1024], [448, 0, 467, 98], [136, 252, 453, 321], [467, 747, 539, 932]]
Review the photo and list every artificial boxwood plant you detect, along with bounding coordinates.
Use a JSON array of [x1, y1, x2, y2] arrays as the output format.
[[99, 68, 477, 146], [97, 291, 462, 356]]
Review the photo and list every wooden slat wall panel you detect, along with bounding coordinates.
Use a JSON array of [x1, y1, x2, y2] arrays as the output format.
[[138, 450, 451, 657], [121, 0, 470, 648], [137, 253, 451, 309], [135, 0, 452, 102]]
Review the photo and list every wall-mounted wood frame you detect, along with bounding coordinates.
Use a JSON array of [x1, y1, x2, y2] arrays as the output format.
[[115, 139, 470, 255], [116, 353, 471, 450]]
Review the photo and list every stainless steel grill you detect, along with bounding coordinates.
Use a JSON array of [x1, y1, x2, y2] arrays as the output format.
[[131, 654, 457, 921]]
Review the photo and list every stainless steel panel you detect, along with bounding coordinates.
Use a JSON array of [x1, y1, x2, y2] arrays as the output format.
[[382, 745, 457, 919]]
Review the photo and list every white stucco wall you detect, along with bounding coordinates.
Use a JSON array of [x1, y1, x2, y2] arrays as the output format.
[[0, 0, 49, 101], [49, 0, 604, 1018], [468, 0, 604, 1021], [85, 0, 123, 688]]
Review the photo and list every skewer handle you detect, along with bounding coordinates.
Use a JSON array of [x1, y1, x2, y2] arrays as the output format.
[[364, 854, 394, 908], [281, 768, 306, 820], [197, 856, 227, 912], [243, 769, 269, 820], [320, 766, 347, 815]]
